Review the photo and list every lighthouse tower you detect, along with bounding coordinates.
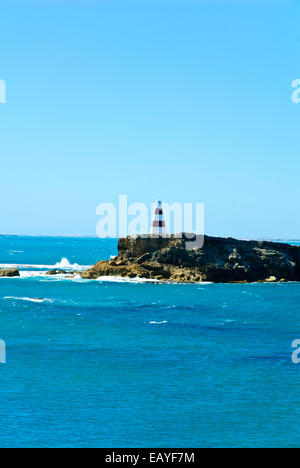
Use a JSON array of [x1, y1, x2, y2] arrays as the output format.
[[150, 200, 166, 237]]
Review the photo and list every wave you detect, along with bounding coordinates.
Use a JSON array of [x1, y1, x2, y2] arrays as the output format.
[[0, 270, 214, 285], [0, 257, 90, 271], [148, 321, 168, 325], [0, 270, 85, 281], [96, 276, 161, 283], [4, 297, 53, 304], [0, 263, 49, 269], [54, 257, 83, 270], [19, 271, 56, 279]]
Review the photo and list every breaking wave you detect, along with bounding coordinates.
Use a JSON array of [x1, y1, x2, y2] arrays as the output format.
[[148, 321, 168, 324], [4, 297, 53, 304], [54, 257, 82, 270], [0, 257, 90, 271], [96, 276, 161, 284]]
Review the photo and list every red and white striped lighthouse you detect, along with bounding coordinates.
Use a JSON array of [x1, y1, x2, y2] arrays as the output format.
[[150, 200, 166, 237]]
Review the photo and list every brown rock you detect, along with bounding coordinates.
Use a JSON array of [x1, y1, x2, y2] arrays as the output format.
[[0, 268, 20, 277], [80, 234, 300, 283], [45, 269, 68, 276]]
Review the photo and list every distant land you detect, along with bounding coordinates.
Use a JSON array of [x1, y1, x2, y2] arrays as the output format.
[[0, 234, 299, 242]]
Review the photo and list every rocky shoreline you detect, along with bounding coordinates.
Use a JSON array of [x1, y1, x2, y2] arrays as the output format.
[[79, 234, 300, 283], [0, 268, 20, 278], [1, 235, 299, 283]]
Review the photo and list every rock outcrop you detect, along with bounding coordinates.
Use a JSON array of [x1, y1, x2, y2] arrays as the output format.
[[45, 269, 68, 276], [0, 268, 20, 278], [80, 234, 300, 283]]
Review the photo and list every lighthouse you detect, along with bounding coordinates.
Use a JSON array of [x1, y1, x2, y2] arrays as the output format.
[[150, 200, 166, 237]]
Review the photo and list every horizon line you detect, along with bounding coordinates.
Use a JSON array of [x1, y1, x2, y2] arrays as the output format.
[[0, 234, 299, 242]]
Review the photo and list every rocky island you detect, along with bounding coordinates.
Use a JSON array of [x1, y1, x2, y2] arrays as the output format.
[[80, 234, 300, 283], [0, 268, 20, 278]]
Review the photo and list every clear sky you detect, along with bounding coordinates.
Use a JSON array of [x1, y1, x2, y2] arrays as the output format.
[[1, 0, 300, 238]]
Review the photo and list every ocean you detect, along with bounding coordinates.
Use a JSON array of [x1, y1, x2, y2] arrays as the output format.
[[0, 236, 299, 448]]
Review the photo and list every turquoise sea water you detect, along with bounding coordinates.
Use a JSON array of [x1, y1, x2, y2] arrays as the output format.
[[0, 236, 299, 448]]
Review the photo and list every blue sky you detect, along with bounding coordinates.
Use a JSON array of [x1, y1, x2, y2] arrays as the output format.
[[1, 0, 300, 238]]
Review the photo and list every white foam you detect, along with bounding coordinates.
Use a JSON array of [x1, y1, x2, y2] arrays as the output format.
[[64, 274, 85, 282], [4, 297, 53, 304], [0, 271, 68, 280], [20, 271, 47, 278], [54, 257, 82, 270], [2, 270, 78, 280], [96, 276, 161, 283], [0, 257, 90, 271], [149, 321, 168, 324], [0, 263, 49, 269]]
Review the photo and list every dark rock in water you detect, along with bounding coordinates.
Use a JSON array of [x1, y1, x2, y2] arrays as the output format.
[[81, 234, 300, 283], [46, 269, 68, 276], [0, 268, 20, 277], [46, 270, 58, 276]]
